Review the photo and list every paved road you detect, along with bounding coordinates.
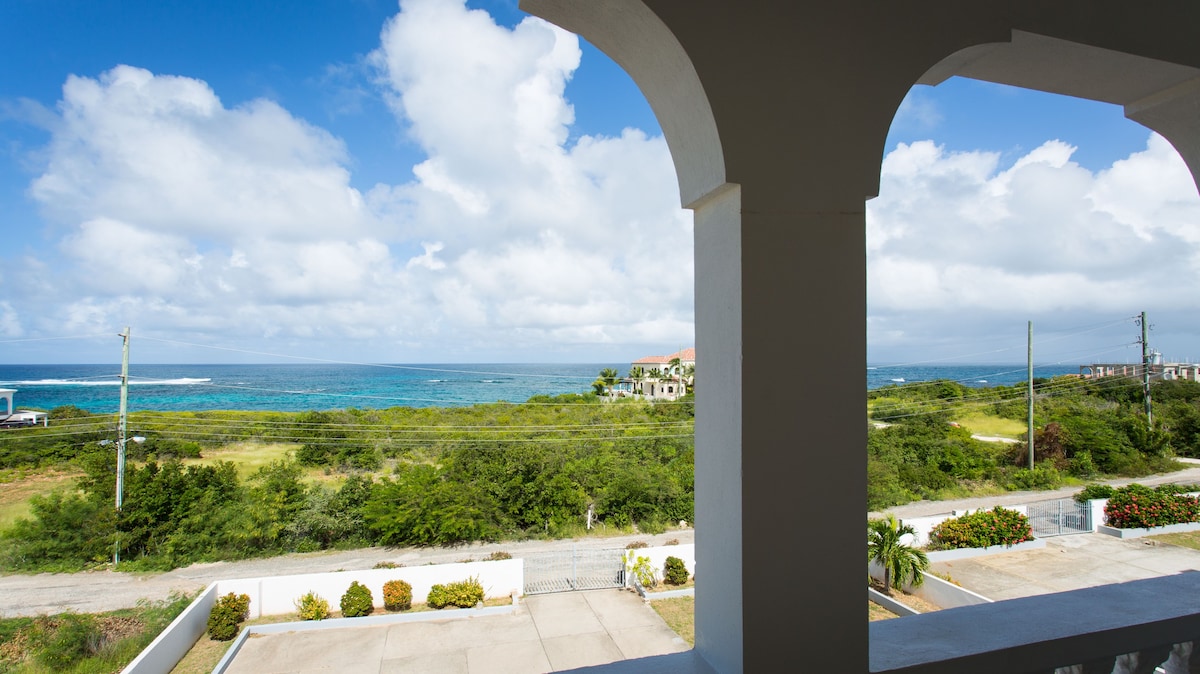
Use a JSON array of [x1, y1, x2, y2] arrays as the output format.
[[874, 459, 1200, 519], [0, 529, 693, 618]]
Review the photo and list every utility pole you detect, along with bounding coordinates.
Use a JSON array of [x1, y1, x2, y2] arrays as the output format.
[[1027, 321, 1034, 470], [1141, 311, 1153, 426], [115, 326, 130, 565]]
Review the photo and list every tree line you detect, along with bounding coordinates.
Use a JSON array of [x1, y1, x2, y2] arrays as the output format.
[[868, 376, 1200, 510], [0, 394, 694, 572]]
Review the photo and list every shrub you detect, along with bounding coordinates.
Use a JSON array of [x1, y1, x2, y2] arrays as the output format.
[[1074, 484, 1116, 504], [625, 541, 648, 550], [340, 581, 374, 618], [427, 577, 485, 609], [486, 551, 512, 560], [294, 591, 329, 621], [373, 561, 401, 569], [625, 551, 658, 588], [33, 613, 102, 670], [663, 556, 689, 585], [1104, 483, 1200, 529], [928, 506, 1032, 550], [206, 593, 250, 641], [382, 579, 413, 611]]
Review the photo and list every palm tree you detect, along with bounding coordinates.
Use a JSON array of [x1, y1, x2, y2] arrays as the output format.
[[668, 357, 684, 395], [628, 366, 646, 395], [867, 514, 928, 596], [599, 368, 619, 387]]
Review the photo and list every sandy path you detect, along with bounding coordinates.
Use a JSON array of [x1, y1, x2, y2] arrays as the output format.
[[0, 529, 693, 618]]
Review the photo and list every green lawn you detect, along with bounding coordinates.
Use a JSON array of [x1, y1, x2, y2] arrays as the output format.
[[952, 413, 1026, 439], [0, 470, 80, 528]]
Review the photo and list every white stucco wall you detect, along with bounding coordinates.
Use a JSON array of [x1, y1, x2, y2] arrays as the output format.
[[215, 559, 523, 619]]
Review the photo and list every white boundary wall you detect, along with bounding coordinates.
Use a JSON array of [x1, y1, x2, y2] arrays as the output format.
[[120, 583, 217, 674], [624, 543, 695, 583], [216, 559, 523, 619], [868, 562, 992, 610], [120, 559, 522, 674]]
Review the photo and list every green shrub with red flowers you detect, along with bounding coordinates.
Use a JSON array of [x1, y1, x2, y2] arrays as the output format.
[[928, 506, 1033, 550], [1104, 483, 1200, 529]]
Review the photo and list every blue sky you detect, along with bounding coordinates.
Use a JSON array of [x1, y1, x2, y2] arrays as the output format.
[[2, 0, 1198, 367]]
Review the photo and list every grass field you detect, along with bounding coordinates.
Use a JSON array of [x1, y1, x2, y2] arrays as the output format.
[[0, 469, 80, 528], [650, 596, 694, 646], [1147, 530, 1200, 551], [952, 413, 1027, 439], [183, 442, 300, 479]]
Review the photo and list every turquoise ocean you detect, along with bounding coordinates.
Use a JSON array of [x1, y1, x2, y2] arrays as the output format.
[[0, 362, 1085, 414]]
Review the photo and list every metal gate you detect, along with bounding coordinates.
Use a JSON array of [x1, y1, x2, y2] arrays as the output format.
[[1026, 498, 1092, 537], [523, 546, 626, 595]]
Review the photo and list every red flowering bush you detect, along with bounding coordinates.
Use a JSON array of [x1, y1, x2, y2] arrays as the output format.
[[928, 506, 1033, 550], [1104, 484, 1200, 529]]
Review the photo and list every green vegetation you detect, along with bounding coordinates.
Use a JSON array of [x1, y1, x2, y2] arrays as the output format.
[[339, 581, 374, 618], [382, 579, 413, 612], [1103, 483, 1200, 529], [426, 577, 484, 609], [927, 506, 1032, 550], [0, 594, 192, 672], [867, 376, 1195, 510], [663, 556, 689, 585], [866, 514, 929, 595], [294, 591, 330, 621], [0, 395, 693, 573], [206, 593, 250, 641]]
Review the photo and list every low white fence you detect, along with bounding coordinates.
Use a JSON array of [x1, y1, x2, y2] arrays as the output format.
[[120, 583, 218, 674], [216, 559, 523, 619], [868, 561, 991, 610], [119, 558, 523, 674], [623, 543, 695, 582]]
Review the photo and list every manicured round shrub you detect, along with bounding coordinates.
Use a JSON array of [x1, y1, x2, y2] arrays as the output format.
[[928, 506, 1032, 550], [295, 591, 329, 621], [340, 581, 374, 618], [427, 577, 485, 609], [1104, 483, 1200, 529], [207, 593, 250, 641], [382, 579, 412, 612], [663, 556, 689, 585]]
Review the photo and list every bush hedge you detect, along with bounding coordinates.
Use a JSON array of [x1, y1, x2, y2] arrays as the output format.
[[1104, 483, 1200, 529], [294, 591, 329, 621], [206, 593, 250, 641], [663, 556, 689, 585], [340, 581, 374, 618], [382, 579, 413, 612], [427, 577, 485, 609], [928, 506, 1032, 550]]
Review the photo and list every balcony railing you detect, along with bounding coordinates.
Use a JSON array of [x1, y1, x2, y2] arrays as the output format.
[[870, 572, 1200, 674]]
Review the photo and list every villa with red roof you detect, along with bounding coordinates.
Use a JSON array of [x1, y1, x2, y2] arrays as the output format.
[[611, 347, 695, 400]]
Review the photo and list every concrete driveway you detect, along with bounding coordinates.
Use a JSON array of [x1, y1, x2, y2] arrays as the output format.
[[930, 533, 1200, 602], [223, 589, 690, 674]]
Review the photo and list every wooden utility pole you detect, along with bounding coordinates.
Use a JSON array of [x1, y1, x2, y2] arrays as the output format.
[[1027, 319, 1036, 467], [1141, 311, 1153, 426]]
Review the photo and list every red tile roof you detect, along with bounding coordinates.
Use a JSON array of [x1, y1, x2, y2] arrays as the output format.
[[632, 348, 695, 365]]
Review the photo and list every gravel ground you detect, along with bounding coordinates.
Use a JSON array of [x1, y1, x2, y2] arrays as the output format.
[[0, 528, 694, 618]]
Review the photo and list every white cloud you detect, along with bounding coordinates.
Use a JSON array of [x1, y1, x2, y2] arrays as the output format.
[[868, 134, 1200, 362], [12, 0, 695, 360]]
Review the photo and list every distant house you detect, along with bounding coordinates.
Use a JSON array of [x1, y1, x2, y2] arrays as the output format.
[[0, 389, 49, 428], [617, 348, 695, 400], [1080, 352, 1200, 383]]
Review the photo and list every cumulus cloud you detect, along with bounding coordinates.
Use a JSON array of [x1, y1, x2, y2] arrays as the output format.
[[11, 0, 694, 360], [868, 134, 1200, 362]]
